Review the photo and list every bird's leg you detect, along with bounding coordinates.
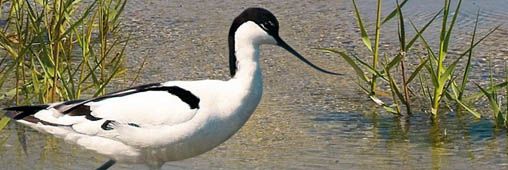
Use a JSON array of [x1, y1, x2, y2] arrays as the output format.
[[147, 161, 163, 170], [96, 159, 116, 170]]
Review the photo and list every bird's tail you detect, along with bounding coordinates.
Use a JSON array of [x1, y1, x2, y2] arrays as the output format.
[[2, 105, 50, 122]]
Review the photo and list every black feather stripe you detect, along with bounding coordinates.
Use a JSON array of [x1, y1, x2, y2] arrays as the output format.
[[3, 105, 50, 120], [159, 86, 200, 109], [101, 120, 140, 131], [59, 83, 163, 119], [4, 112, 70, 127], [91, 85, 200, 109], [4, 105, 70, 127], [90, 83, 163, 102], [63, 105, 102, 121], [101, 120, 115, 130], [128, 123, 140, 127], [57, 83, 200, 120]]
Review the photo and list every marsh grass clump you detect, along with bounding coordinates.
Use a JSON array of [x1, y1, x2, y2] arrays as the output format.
[[468, 60, 508, 127], [322, 0, 506, 123], [0, 0, 133, 130]]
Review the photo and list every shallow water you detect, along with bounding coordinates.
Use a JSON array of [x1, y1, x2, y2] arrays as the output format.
[[1, 0, 508, 169]]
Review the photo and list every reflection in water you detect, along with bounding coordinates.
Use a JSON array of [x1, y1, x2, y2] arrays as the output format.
[[313, 111, 507, 169], [3, 106, 504, 169], [1, 0, 508, 169]]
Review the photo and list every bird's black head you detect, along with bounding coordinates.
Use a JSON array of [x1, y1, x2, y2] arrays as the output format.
[[228, 8, 343, 77], [228, 8, 280, 42]]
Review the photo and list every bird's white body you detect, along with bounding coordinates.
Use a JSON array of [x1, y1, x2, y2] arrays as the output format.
[[4, 8, 341, 169], [14, 21, 268, 167]]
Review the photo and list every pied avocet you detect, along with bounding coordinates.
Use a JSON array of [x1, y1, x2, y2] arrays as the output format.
[[2, 7, 342, 170]]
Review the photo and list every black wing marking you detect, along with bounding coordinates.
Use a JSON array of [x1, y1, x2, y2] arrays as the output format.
[[62, 82, 200, 115], [101, 120, 140, 131], [50, 83, 163, 115], [49, 83, 164, 121], [137, 86, 200, 109]]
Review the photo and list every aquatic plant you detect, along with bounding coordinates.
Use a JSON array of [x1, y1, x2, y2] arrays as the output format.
[[322, 0, 501, 119], [0, 0, 133, 130], [321, 0, 429, 115], [413, 1, 499, 118], [472, 60, 508, 127]]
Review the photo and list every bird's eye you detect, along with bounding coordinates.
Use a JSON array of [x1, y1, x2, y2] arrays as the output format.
[[259, 23, 269, 31], [267, 21, 274, 27]]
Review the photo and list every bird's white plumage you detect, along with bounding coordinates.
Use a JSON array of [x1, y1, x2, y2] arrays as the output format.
[[3, 8, 334, 169], [15, 28, 266, 162], [88, 90, 198, 125]]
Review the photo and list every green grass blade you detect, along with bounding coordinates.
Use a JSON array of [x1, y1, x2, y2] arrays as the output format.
[[405, 9, 442, 51], [440, 0, 451, 42], [475, 82, 500, 116], [0, 117, 10, 131], [384, 52, 402, 72], [354, 80, 371, 95], [383, 61, 407, 105], [28, 54, 43, 100], [447, 92, 481, 118], [410, 20, 438, 61], [92, 59, 123, 97], [464, 82, 508, 102], [433, 0, 462, 115], [420, 54, 438, 88], [406, 58, 429, 84], [371, 0, 383, 94], [111, 0, 127, 28], [505, 63, 508, 115], [458, 9, 479, 100], [443, 0, 462, 54], [488, 56, 497, 104], [320, 48, 370, 82], [439, 53, 463, 85], [352, 0, 372, 52], [367, 92, 399, 114], [58, 0, 98, 42], [434, 1, 452, 112], [419, 73, 434, 103], [382, 105, 398, 114], [0, 88, 17, 101], [451, 81, 460, 98], [0, 56, 23, 88], [381, 0, 409, 25], [396, 0, 405, 49], [388, 75, 407, 105], [350, 54, 389, 82]]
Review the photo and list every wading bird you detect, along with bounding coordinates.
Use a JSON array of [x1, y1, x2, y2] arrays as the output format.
[[2, 8, 342, 170]]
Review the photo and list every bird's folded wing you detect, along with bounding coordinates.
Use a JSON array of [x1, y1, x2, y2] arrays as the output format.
[[4, 83, 201, 138]]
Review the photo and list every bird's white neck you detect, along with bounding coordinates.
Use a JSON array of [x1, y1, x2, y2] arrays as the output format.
[[228, 21, 268, 90], [224, 21, 267, 125], [231, 41, 261, 84]]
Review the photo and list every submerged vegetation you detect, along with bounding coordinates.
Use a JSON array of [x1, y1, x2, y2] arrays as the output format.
[[0, 0, 132, 130], [323, 0, 507, 127]]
